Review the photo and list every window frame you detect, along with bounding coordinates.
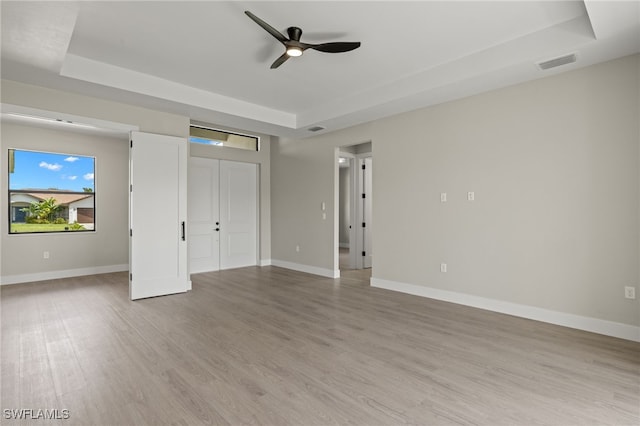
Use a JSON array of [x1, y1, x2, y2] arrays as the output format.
[[189, 125, 260, 152], [8, 148, 97, 235]]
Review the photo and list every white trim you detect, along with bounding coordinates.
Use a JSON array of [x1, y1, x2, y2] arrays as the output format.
[[1, 264, 129, 286], [272, 260, 339, 279], [371, 277, 640, 342], [260, 259, 272, 267], [61, 54, 296, 129], [1, 103, 139, 134]]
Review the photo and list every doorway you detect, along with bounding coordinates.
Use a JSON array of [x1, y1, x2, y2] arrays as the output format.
[[188, 157, 258, 273], [337, 142, 372, 273]]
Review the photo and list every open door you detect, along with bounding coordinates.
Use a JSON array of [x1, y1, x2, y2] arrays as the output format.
[[361, 156, 373, 268], [130, 131, 190, 300]]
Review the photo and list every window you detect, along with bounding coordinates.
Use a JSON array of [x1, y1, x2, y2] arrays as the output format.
[[8, 149, 96, 234], [190, 125, 259, 151]]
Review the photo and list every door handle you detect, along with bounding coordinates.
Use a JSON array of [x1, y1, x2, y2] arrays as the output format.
[[181, 221, 186, 241], [215, 228, 220, 232]]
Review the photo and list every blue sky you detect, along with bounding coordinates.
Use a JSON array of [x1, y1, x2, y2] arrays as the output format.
[[9, 150, 95, 192]]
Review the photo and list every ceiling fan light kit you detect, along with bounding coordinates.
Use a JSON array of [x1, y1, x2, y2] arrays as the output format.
[[245, 11, 361, 69], [286, 47, 303, 57]]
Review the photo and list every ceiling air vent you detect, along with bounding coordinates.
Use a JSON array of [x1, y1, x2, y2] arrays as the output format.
[[537, 53, 577, 71], [308, 125, 325, 132]]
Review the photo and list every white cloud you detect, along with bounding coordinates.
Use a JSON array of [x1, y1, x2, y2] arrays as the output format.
[[83, 173, 94, 181], [68, 176, 78, 180], [39, 161, 62, 171], [64, 156, 79, 162]]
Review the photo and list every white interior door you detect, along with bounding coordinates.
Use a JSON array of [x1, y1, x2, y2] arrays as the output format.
[[130, 131, 189, 300], [355, 156, 372, 269], [188, 157, 220, 273], [363, 157, 373, 268], [219, 161, 258, 269]]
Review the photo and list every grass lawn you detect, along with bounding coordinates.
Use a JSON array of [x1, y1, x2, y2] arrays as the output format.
[[10, 223, 86, 233]]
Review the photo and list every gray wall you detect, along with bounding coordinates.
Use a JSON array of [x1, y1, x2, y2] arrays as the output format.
[[1, 80, 189, 137], [271, 54, 640, 328], [1, 123, 129, 278], [1, 80, 272, 281], [272, 123, 373, 271], [1, 80, 190, 283]]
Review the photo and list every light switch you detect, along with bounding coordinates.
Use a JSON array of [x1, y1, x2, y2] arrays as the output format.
[[467, 192, 475, 201], [321, 202, 326, 211], [440, 193, 447, 203]]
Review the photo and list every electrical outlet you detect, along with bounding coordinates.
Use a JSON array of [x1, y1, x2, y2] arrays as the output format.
[[440, 263, 447, 273], [440, 193, 447, 203], [295, 245, 300, 253], [467, 191, 475, 201], [43, 251, 50, 259], [624, 286, 636, 299]]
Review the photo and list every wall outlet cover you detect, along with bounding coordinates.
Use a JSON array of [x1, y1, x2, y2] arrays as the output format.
[[624, 286, 636, 299]]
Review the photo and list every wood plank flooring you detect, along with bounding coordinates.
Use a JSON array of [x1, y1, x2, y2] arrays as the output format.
[[1, 266, 639, 425]]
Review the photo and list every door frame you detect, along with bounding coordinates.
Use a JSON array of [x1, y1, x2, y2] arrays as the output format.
[[337, 152, 357, 270], [335, 147, 372, 273]]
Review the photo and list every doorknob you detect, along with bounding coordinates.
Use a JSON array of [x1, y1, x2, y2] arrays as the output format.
[[215, 228, 220, 232]]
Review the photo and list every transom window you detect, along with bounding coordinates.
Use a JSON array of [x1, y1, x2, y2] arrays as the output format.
[[190, 125, 259, 151]]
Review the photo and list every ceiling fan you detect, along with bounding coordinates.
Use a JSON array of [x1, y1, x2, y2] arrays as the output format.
[[245, 11, 361, 69]]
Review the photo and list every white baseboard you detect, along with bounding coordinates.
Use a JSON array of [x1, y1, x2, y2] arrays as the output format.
[[371, 277, 640, 342], [271, 260, 339, 279], [260, 259, 272, 267], [1, 264, 129, 286]]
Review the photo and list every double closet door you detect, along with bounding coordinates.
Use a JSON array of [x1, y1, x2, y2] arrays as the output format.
[[188, 157, 258, 273]]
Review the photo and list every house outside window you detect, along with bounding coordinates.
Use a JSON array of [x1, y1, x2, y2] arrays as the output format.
[[8, 149, 96, 234]]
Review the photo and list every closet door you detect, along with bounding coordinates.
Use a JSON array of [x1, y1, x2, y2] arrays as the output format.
[[188, 157, 220, 273], [130, 131, 189, 300], [219, 161, 258, 269]]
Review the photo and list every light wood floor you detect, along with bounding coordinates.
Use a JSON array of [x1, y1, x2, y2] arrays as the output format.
[[339, 247, 351, 270], [2, 266, 639, 425]]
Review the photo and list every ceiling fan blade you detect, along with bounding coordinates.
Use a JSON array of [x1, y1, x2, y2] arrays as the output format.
[[309, 42, 361, 53], [245, 11, 287, 44], [270, 53, 290, 69]]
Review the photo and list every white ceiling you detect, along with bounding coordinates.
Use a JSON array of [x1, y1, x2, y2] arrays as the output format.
[[2, 1, 639, 138]]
